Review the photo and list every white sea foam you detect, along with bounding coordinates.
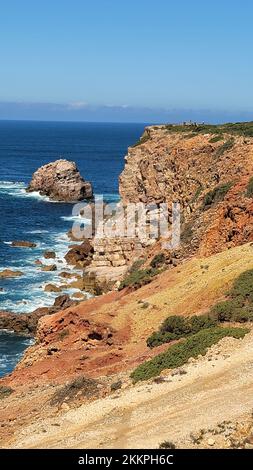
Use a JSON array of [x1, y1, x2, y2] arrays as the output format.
[[60, 215, 91, 222], [25, 230, 49, 234]]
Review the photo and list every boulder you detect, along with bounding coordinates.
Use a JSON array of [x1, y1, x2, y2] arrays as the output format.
[[65, 240, 93, 267], [44, 251, 56, 259], [44, 284, 62, 293], [11, 241, 37, 248], [0, 269, 23, 278], [26, 159, 93, 202], [41, 264, 57, 272]]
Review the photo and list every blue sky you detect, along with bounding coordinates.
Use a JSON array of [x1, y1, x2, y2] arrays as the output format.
[[1, 0, 253, 122]]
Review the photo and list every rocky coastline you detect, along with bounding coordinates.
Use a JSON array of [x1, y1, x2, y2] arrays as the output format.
[[2, 123, 253, 448]]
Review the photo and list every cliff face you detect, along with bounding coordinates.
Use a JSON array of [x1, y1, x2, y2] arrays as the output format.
[[119, 125, 253, 208], [86, 125, 253, 281]]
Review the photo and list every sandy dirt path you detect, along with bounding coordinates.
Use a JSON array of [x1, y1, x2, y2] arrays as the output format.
[[7, 330, 253, 449]]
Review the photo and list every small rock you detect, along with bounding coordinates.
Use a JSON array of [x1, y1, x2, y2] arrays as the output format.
[[44, 284, 61, 293], [207, 438, 215, 446], [61, 402, 70, 411], [41, 264, 57, 272], [44, 251, 56, 259], [0, 269, 23, 278], [11, 240, 37, 248], [245, 443, 253, 449]]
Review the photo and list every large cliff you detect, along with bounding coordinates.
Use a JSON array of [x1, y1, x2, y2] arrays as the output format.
[[86, 123, 253, 283]]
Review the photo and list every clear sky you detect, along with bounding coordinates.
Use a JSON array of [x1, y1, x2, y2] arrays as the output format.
[[1, 0, 253, 122]]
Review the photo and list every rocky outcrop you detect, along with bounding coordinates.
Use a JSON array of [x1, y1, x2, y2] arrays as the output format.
[[41, 264, 57, 272], [0, 269, 23, 278], [0, 295, 77, 336], [43, 251, 56, 259], [11, 241, 37, 248], [65, 240, 93, 267], [26, 159, 93, 202]]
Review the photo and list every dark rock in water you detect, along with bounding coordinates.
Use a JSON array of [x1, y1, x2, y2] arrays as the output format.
[[44, 284, 62, 293], [41, 264, 57, 272], [0, 295, 77, 336], [44, 251, 56, 259], [11, 241, 37, 248], [26, 159, 93, 202], [65, 240, 93, 267], [0, 269, 23, 278]]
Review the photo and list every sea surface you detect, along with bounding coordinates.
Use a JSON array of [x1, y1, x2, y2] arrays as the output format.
[[0, 120, 145, 376]]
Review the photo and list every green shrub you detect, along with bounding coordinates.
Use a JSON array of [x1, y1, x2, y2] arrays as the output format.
[[150, 253, 166, 269], [160, 315, 190, 335], [0, 385, 14, 399], [181, 222, 194, 243], [147, 314, 217, 348], [210, 269, 253, 323], [215, 138, 234, 157], [246, 177, 253, 197], [58, 328, 70, 341], [119, 267, 159, 290], [147, 331, 178, 348], [209, 135, 223, 143], [230, 269, 253, 301], [203, 182, 233, 208], [192, 185, 203, 203], [50, 376, 99, 405], [159, 440, 176, 449], [211, 299, 244, 322], [131, 327, 249, 382], [164, 121, 253, 138], [129, 258, 145, 273], [132, 134, 150, 147]]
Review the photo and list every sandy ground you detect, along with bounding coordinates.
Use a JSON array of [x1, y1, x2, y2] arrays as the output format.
[[5, 328, 253, 449]]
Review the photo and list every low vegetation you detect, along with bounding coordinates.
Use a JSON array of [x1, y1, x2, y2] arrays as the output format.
[[181, 222, 194, 244], [211, 269, 253, 323], [165, 121, 253, 138], [191, 184, 203, 203], [131, 327, 249, 382], [209, 135, 223, 143], [50, 376, 99, 405], [132, 134, 150, 147], [150, 253, 166, 268], [119, 267, 159, 290], [246, 177, 253, 198], [159, 440, 176, 449], [147, 314, 217, 348], [58, 328, 70, 341], [203, 181, 233, 208], [215, 138, 234, 158], [0, 385, 14, 399]]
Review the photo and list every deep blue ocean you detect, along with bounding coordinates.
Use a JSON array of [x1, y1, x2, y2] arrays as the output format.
[[0, 120, 145, 377]]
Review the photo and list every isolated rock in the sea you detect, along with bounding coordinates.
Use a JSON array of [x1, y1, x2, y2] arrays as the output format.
[[65, 240, 93, 267], [0, 269, 23, 278], [26, 159, 93, 202], [41, 264, 57, 272], [11, 240, 37, 248], [44, 251, 56, 259]]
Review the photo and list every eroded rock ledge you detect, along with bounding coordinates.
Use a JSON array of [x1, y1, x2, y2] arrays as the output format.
[[0, 295, 77, 336]]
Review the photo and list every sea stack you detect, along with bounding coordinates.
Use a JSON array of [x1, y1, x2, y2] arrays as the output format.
[[26, 159, 93, 202]]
